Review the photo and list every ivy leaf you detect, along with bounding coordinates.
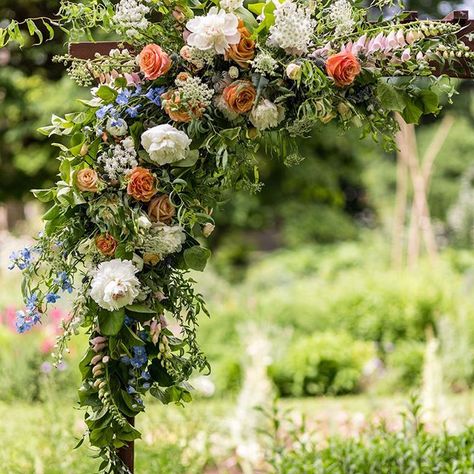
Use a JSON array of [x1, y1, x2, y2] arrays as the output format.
[[31, 188, 54, 203], [149, 359, 175, 387], [401, 101, 423, 124], [183, 246, 211, 272], [96, 85, 118, 103], [377, 81, 406, 112], [419, 90, 440, 114], [98, 309, 126, 336]]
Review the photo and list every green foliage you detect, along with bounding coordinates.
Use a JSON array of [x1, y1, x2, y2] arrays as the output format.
[[265, 405, 474, 474], [385, 341, 425, 389], [269, 331, 375, 397]]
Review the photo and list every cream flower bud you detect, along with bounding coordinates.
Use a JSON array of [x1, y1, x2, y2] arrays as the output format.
[[203, 223, 215, 237], [228, 66, 239, 79], [286, 63, 302, 80], [405, 31, 416, 44], [396, 29, 406, 47]]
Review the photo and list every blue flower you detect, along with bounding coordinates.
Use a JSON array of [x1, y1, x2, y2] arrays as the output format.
[[8, 247, 33, 271], [15, 311, 32, 333], [96, 104, 113, 119], [46, 292, 60, 304], [55, 272, 73, 293], [26, 293, 39, 312], [116, 89, 131, 106], [142, 382, 150, 389], [127, 385, 136, 394], [126, 105, 141, 118], [132, 85, 142, 97], [124, 316, 134, 327], [141, 370, 151, 381], [130, 346, 147, 368], [121, 356, 131, 365], [145, 87, 166, 106]]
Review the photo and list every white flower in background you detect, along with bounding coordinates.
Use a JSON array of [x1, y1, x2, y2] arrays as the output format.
[[328, 0, 355, 38], [286, 62, 301, 80], [249, 99, 285, 130], [113, 0, 150, 37], [186, 7, 240, 54], [267, 1, 316, 56], [90, 259, 140, 311], [141, 124, 192, 165], [251, 52, 278, 76], [219, 0, 243, 12], [98, 137, 138, 180], [106, 118, 128, 137]]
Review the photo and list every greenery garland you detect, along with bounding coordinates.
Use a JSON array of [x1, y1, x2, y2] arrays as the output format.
[[5, 0, 473, 471]]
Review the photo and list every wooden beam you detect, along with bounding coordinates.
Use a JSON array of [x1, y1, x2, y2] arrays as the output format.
[[68, 41, 133, 60]]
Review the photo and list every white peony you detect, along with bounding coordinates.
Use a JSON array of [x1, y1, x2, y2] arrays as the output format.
[[141, 124, 192, 166], [219, 0, 243, 12], [90, 259, 140, 311], [249, 99, 285, 130], [186, 7, 240, 54]]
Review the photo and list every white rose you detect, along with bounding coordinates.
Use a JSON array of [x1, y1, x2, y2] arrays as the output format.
[[90, 259, 140, 311], [106, 118, 128, 137], [186, 7, 240, 54], [138, 215, 152, 230], [219, 0, 243, 12], [141, 124, 192, 166], [249, 99, 285, 131], [154, 225, 186, 255]]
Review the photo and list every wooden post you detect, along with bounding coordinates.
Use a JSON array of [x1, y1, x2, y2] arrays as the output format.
[[118, 417, 135, 473]]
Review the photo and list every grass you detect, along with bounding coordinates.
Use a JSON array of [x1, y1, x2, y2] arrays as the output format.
[[3, 393, 474, 473]]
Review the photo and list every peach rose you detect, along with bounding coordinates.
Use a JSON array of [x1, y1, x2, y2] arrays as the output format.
[[326, 52, 361, 87], [225, 20, 255, 69], [95, 234, 118, 257], [139, 44, 172, 80], [127, 167, 158, 202], [76, 169, 99, 193], [162, 90, 205, 123], [148, 195, 176, 224], [223, 80, 256, 114]]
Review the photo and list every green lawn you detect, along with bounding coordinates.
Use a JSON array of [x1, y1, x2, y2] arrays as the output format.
[[3, 393, 474, 474]]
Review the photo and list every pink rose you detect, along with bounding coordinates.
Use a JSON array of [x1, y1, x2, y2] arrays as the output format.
[[139, 44, 172, 80]]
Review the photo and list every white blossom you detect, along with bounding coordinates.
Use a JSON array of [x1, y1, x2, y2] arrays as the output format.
[[113, 0, 150, 37], [328, 0, 355, 38], [90, 259, 140, 311], [251, 52, 278, 76], [142, 225, 186, 256], [249, 99, 285, 130], [175, 75, 214, 108], [267, 1, 316, 56], [141, 124, 192, 166], [98, 137, 138, 180], [219, 0, 244, 12], [186, 7, 240, 54]]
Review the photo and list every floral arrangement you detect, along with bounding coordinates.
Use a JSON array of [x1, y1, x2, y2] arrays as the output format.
[[5, 0, 473, 471]]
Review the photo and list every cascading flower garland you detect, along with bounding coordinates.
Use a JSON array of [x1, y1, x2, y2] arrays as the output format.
[[6, 0, 473, 471]]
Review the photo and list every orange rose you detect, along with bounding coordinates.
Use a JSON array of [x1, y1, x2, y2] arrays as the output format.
[[95, 234, 118, 256], [225, 20, 255, 69], [76, 169, 99, 193], [223, 80, 256, 114], [162, 90, 205, 123], [326, 52, 361, 87], [139, 44, 172, 80], [148, 195, 176, 224], [127, 167, 158, 202]]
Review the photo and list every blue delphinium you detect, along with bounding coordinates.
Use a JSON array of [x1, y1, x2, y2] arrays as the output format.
[[8, 247, 32, 271], [96, 104, 114, 119], [15, 310, 32, 333], [116, 89, 131, 106], [130, 346, 147, 368], [55, 271, 73, 293], [126, 105, 141, 118], [46, 292, 61, 304], [145, 87, 166, 106]]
